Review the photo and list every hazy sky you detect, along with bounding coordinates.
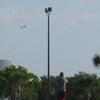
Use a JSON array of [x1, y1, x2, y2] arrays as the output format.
[[0, 0, 100, 76]]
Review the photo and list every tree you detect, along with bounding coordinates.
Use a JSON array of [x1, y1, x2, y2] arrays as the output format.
[[93, 54, 100, 67], [38, 76, 58, 100], [0, 65, 40, 100], [67, 72, 99, 100]]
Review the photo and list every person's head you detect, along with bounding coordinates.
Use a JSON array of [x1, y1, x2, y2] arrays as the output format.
[[59, 72, 64, 78]]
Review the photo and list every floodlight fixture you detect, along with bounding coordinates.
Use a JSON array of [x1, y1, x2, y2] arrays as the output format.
[[45, 7, 52, 15]]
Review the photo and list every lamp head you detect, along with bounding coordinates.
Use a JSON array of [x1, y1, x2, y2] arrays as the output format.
[[48, 7, 52, 12], [45, 7, 52, 15], [45, 8, 48, 13]]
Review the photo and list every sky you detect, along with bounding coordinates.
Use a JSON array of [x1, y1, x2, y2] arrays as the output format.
[[0, 0, 100, 77]]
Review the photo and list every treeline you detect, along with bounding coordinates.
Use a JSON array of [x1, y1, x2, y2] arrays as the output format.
[[0, 65, 100, 100]]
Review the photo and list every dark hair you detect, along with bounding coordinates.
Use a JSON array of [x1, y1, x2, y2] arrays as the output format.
[[60, 72, 64, 76]]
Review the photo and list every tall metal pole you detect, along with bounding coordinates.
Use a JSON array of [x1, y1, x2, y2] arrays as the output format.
[[47, 14, 50, 100], [45, 7, 52, 100]]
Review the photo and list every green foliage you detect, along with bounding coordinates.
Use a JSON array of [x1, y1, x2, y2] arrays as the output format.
[[38, 72, 100, 100], [0, 65, 40, 100], [67, 72, 100, 100], [93, 54, 100, 67], [0, 65, 100, 100]]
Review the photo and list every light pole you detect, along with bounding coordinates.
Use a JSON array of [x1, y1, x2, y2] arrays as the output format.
[[45, 7, 52, 100]]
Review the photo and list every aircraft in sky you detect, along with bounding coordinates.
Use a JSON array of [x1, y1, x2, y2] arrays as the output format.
[[20, 25, 27, 29]]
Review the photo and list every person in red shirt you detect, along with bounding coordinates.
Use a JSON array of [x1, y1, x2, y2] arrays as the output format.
[[57, 72, 68, 100]]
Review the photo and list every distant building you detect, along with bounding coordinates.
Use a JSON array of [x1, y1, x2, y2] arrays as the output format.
[[0, 59, 12, 70]]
